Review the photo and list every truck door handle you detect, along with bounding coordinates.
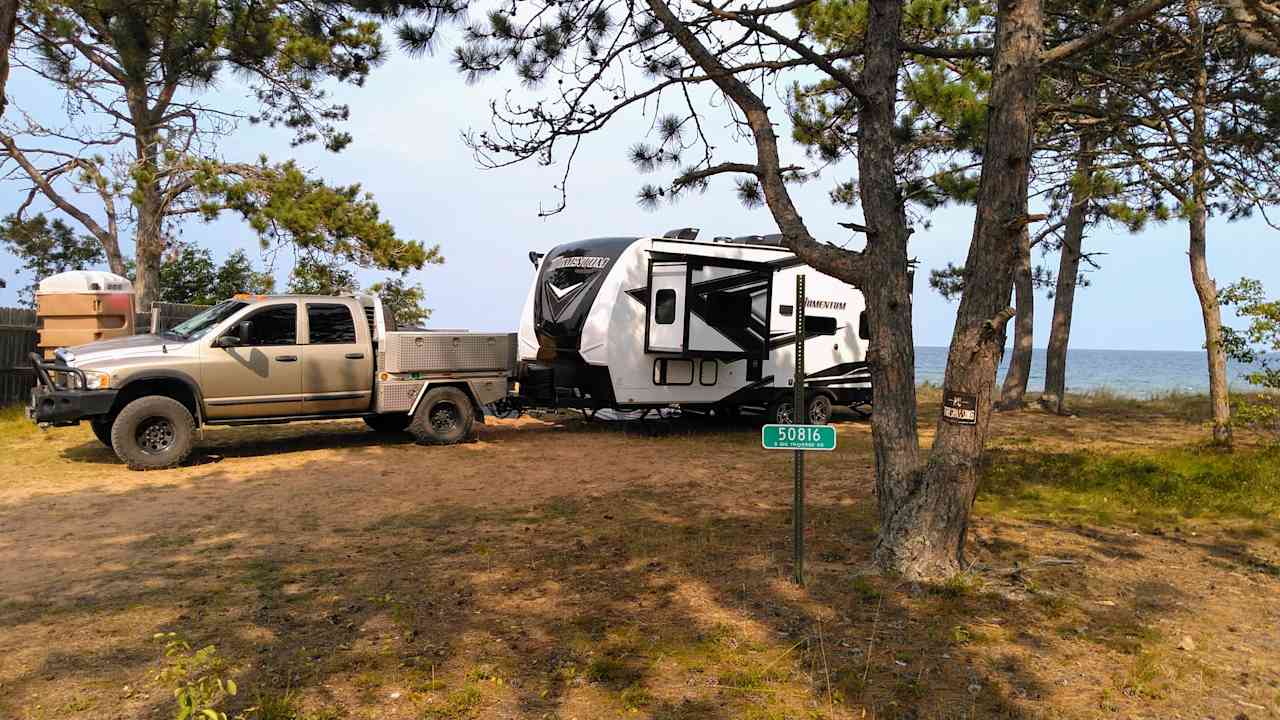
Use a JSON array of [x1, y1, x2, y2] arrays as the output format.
[[344, 353, 364, 360], [275, 355, 298, 362]]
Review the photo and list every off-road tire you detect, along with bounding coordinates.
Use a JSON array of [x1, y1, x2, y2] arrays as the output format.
[[110, 396, 196, 471], [90, 416, 114, 447], [408, 386, 475, 445], [364, 413, 412, 433]]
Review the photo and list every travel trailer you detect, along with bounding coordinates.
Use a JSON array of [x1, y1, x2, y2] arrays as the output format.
[[514, 229, 872, 423]]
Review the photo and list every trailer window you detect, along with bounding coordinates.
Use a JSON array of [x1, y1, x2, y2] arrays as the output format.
[[706, 291, 752, 330], [808, 315, 838, 336], [655, 289, 677, 325], [308, 303, 357, 344]]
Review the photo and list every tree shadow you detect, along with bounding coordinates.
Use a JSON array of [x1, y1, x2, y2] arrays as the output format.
[[0, 425, 1246, 720]]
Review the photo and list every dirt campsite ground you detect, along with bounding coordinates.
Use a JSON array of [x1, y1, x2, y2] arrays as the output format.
[[1, 391, 1278, 720]]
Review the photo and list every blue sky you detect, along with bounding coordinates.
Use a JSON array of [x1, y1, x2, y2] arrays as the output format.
[[0, 43, 1276, 352]]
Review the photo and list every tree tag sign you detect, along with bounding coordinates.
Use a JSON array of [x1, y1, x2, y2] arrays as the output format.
[[941, 390, 978, 425]]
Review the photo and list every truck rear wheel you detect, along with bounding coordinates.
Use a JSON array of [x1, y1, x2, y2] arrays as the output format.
[[90, 417, 114, 447], [409, 386, 474, 445], [110, 396, 196, 470], [364, 413, 411, 433]]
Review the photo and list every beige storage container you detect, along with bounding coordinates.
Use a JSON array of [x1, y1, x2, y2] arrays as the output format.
[[35, 271, 136, 358]]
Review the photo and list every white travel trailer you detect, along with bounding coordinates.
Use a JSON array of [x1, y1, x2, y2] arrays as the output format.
[[514, 229, 872, 423]]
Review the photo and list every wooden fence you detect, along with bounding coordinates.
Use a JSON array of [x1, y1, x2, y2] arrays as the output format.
[[0, 307, 38, 408], [0, 302, 207, 407]]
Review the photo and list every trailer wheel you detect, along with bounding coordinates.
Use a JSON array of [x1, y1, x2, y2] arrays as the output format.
[[768, 395, 834, 425], [409, 387, 474, 445], [90, 416, 114, 447], [110, 396, 196, 470], [767, 399, 796, 425], [364, 413, 412, 433], [807, 395, 833, 425]]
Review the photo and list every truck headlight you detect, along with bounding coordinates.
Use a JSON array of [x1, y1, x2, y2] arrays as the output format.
[[82, 371, 111, 390]]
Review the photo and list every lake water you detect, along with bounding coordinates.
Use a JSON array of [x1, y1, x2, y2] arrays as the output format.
[[914, 346, 1272, 397]]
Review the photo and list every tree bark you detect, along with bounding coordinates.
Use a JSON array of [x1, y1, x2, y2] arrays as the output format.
[[127, 83, 164, 309], [856, 0, 925, 523], [874, 0, 1043, 579], [0, 0, 17, 119], [997, 223, 1034, 410], [1041, 136, 1094, 415], [133, 185, 164, 309], [1187, 0, 1233, 447]]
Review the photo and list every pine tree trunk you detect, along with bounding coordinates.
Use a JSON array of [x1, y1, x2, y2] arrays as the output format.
[[133, 188, 164, 309], [997, 224, 1033, 410], [1041, 137, 1094, 415], [857, 0, 925, 521], [127, 85, 165, 309], [874, 0, 1042, 579], [0, 0, 17, 118], [1187, 0, 1233, 447]]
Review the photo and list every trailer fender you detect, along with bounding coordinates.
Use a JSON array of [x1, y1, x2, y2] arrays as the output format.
[[408, 381, 494, 424]]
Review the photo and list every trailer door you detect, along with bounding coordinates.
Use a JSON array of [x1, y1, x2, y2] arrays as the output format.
[[646, 261, 686, 353]]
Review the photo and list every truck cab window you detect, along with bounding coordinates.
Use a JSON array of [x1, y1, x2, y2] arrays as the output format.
[[241, 305, 297, 346], [655, 289, 677, 325], [308, 303, 358, 344]]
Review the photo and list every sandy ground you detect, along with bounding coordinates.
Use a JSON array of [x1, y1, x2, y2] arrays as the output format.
[[0, 405, 1277, 719]]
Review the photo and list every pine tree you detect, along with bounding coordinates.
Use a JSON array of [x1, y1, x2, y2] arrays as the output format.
[[0, 0, 442, 307]]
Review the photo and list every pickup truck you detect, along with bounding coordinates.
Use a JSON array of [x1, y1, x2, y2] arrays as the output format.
[[28, 294, 514, 469]]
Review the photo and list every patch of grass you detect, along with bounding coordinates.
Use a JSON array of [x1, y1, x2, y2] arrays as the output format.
[[618, 683, 653, 710], [1068, 388, 1211, 421], [1118, 649, 1166, 699], [420, 684, 484, 719], [131, 532, 196, 551], [849, 574, 881, 604], [979, 445, 1280, 525], [254, 690, 300, 720], [1091, 616, 1163, 655], [0, 402, 44, 436]]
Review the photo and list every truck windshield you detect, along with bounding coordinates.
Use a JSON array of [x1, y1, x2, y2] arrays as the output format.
[[164, 300, 248, 341]]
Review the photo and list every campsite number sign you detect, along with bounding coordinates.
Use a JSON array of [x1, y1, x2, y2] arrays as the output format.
[[761, 423, 837, 451]]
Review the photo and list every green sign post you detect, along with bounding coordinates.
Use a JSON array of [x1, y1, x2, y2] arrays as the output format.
[[756, 275, 842, 586]]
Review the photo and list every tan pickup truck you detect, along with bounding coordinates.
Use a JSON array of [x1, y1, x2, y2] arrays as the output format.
[[28, 294, 514, 469]]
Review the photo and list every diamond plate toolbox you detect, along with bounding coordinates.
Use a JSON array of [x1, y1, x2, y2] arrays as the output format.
[[375, 379, 425, 413], [383, 332, 516, 374]]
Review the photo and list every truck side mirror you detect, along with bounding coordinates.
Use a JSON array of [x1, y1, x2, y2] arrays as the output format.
[[236, 320, 252, 345], [213, 335, 239, 348]]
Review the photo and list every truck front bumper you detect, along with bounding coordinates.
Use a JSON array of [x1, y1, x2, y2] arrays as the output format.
[[26, 352, 118, 426], [28, 386, 118, 426]]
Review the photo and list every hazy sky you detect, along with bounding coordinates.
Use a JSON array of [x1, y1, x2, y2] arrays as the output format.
[[1, 40, 1276, 352]]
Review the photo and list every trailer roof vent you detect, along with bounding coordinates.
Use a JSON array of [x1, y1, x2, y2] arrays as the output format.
[[731, 234, 786, 247], [663, 227, 699, 240]]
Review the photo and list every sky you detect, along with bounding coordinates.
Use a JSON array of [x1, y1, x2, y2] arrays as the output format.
[[0, 39, 1276, 352]]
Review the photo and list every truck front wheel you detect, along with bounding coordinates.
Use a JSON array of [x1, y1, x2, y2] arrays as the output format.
[[90, 416, 114, 447], [409, 387, 474, 445], [110, 396, 196, 470]]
